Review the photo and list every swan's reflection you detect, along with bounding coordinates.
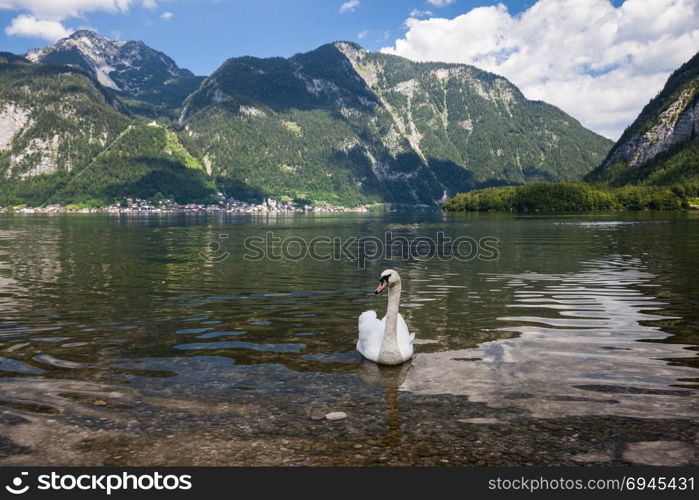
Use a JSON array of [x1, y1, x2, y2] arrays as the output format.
[[358, 360, 411, 445], [401, 257, 699, 419]]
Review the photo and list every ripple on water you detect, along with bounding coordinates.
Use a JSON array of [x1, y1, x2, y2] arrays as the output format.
[[302, 352, 362, 364], [176, 328, 213, 335], [401, 257, 699, 419], [196, 331, 247, 339], [0, 357, 45, 374], [33, 354, 88, 369], [174, 341, 305, 353]]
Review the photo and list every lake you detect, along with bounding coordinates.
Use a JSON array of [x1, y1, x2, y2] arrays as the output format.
[[0, 211, 697, 466]]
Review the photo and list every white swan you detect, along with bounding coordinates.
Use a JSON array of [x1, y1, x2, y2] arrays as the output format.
[[357, 269, 414, 365]]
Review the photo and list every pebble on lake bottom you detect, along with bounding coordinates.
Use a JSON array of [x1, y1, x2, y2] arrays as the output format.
[[309, 410, 326, 421], [457, 418, 500, 425], [570, 452, 613, 463], [325, 412, 347, 421]]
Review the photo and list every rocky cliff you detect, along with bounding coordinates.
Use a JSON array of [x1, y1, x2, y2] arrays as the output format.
[[587, 51, 699, 186]]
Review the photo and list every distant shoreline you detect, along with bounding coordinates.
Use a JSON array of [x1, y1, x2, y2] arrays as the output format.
[[0, 204, 379, 215]]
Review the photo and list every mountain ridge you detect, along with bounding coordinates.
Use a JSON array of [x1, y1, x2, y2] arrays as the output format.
[[586, 50, 699, 186], [2, 34, 613, 207], [444, 51, 699, 213], [26, 30, 205, 120], [180, 40, 612, 205]]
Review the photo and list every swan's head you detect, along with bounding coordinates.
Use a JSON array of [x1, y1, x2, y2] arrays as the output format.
[[375, 269, 400, 294]]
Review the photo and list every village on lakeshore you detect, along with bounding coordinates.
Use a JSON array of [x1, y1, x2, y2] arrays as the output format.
[[0, 196, 378, 215]]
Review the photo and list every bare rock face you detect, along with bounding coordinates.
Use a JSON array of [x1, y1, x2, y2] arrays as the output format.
[[0, 60, 131, 183], [588, 50, 699, 185], [0, 103, 31, 151], [27, 30, 194, 94], [26, 30, 203, 118], [603, 89, 699, 168]]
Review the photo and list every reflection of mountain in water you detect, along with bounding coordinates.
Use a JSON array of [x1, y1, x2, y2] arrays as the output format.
[[401, 256, 699, 419]]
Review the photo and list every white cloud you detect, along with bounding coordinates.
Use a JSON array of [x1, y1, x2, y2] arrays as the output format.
[[4, 14, 72, 41], [0, 1, 138, 21], [339, 0, 359, 14], [1, 0, 165, 43], [382, 0, 699, 140], [410, 9, 434, 18], [357, 30, 368, 39], [161, 11, 172, 20], [426, 0, 455, 6]]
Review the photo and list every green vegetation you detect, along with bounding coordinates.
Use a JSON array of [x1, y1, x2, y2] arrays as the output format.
[[604, 52, 699, 153], [1, 40, 614, 208], [586, 138, 699, 187], [0, 58, 131, 205], [181, 42, 612, 205], [443, 182, 699, 212], [0, 52, 29, 64], [360, 51, 612, 184], [446, 51, 699, 214], [586, 51, 698, 186], [117, 74, 205, 123], [0, 57, 215, 207], [45, 125, 216, 206]]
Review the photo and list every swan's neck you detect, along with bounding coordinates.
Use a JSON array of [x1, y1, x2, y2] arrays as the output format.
[[380, 282, 401, 359]]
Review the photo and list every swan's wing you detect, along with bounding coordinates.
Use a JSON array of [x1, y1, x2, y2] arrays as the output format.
[[358, 310, 378, 329], [357, 310, 383, 361], [397, 313, 414, 341], [396, 313, 415, 360]]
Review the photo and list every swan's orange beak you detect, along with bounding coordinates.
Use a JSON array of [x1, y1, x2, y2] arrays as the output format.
[[375, 277, 389, 294]]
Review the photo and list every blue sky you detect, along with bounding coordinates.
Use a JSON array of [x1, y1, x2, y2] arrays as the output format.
[[0, 0, 693, 139], [0, 1, 556, 75]]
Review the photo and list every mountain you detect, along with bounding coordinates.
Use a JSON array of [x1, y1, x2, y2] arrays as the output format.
[[586, 51, 699, 186], [0, 52, 29, 64], [180, 42, 613, 205], [0, 57, 214, 206], [2, 37, 613, 207], [26, 30, 204, 120]]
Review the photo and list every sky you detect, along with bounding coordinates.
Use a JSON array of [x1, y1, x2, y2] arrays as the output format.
[[0, 0, 697, 139]]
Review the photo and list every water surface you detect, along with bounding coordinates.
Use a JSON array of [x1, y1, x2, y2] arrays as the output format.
[[0, 211, 697, 465]]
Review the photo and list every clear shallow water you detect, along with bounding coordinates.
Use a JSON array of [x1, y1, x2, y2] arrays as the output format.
[[0, 211, 697, 465]]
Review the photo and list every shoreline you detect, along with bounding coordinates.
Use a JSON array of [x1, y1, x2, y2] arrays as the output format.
[[0, 204, 381, 215]]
